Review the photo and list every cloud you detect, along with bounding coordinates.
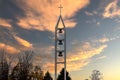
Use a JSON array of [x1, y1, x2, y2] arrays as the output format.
[[67, 42, 107, 71], [0, 43, 20, 54], [68, 43, 107, 61], [98, 37, 109, 43], [85, 11, 94, 16], [14, 36, 32, 48], [32, 45, 54, 72], [96, 56, 107, 60], [94, 36, 119, 44], [96, 22, 100, 26], [32, 39, 107, 73], [42, 62, 55, 73], [34, 45, 54, 56], [103, 0, 120, 18], [0, 18, 12, 28], [25, 37, 110, 74], [91, 37, 110, 44], [15, 0, 90, 32], [85, 10, 98, 16]]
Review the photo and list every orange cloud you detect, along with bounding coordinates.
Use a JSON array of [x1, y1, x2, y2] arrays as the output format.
[[45, 44, 107, 73], [33, 40, 107, 73], [68, 44, 107, 61], [14, 36, 32, 48], [0, 43, 20, 54], [0, 18, 12, 28], [103, 0, 120, 18], [66, 43, 107, 71], [42, 62, 55, 73], [16, 0, 90, 32]]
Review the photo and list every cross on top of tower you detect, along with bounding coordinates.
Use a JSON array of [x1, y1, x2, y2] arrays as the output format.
[[58, 0, 63, 15]]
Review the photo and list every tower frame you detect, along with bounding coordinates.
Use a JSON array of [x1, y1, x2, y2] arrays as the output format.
[[55, 5, 66, 80]]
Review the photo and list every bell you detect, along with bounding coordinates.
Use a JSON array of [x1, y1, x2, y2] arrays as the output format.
[[58, 40, 63, 45], [58, 51, 63, 57], [58, 29, 63, 33]]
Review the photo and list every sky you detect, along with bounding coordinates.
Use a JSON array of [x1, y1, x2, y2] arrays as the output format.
[[0, 0, 120, 80]]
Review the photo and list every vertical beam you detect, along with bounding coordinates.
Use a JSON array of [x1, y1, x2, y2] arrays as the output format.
[[64, 27, 66, 80], [55, 15, 61, 80], [62, 16, 66, 80], [55, 25, 57, 80]]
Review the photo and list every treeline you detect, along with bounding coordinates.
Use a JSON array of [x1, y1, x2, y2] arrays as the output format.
[[0, 50, 71, 80]]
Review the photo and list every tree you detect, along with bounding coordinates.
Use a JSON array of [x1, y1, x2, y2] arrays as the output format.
[[10, 50, 33, 80], [0, 50, 9, 80], [90, 70, 103, 80], [57, 68, 71, 80], [44, 71, 53, 80], [30, 66, 43, 80]]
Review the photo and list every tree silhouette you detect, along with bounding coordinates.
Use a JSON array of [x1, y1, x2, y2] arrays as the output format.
[[10, 63, 24, 80], [10, 50, 33, 80], [0, 50, 9, 80], [44, 71, 53, 80], [57, 68, 71, 80], [90, 70, 103, 80], [33, 66, 44, 80]]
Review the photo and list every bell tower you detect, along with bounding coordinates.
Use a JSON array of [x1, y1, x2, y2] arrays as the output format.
[[55, 1, 66, 80]]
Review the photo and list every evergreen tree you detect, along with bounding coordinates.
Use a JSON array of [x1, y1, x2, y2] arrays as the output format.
[[44, 71, 53, 80], [57, 68, 71, 80]]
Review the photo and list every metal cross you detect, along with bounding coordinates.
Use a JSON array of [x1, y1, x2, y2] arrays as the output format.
[[58, 4, 63, 15]]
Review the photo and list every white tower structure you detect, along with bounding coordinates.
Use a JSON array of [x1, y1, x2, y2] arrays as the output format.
[[55, 2, 66, 80]]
